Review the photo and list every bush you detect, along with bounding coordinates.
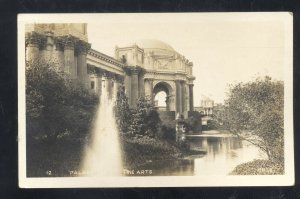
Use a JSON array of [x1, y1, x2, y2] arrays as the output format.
[[126, 97, 161, 137], [26, 59, 98, 141], [230, 159, 284, 175], [114, 85, 131, 133], [121, 135, 181, 168]]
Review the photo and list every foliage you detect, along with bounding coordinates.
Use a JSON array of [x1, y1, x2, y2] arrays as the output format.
[[127, 97, 161, 137], [114, 85, 131, 133], [26, 59, 98, 141], [185, 114, 202, 133], [121, 135, 182, 168], [159, 122, 176, 141], [223, 76, 284, 164], [230, 159, 284, 175]]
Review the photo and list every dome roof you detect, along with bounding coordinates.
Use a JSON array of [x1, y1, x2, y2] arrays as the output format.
[[135, 39, 175, 52]]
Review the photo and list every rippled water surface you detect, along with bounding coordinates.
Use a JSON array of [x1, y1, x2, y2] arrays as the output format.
[[134, 134, 265, 176]]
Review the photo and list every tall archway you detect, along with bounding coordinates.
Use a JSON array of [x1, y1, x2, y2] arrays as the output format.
[[153, 82, 173, 111]]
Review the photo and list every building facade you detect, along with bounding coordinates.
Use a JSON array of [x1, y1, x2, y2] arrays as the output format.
[[25, 23, 195, 118]]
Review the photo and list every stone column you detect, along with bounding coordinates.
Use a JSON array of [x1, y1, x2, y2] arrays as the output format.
[[189, 84, 194, 111], [63, 37, 76, 78], [113, 75, 119, 100], [124, 71, 132, 106], [96, 72, 103, 96], [77, 41, 91, 88], [25, 32, 40, 61], [175, 80, 182, 113], [144, 78, 154, 102], [181, 81, 186, 113], [186, 84, 190, 111], [53, 40, 65, 71], [168, 94, 176, 111], [131, 69, 139, 108], [138, 71, 145, 97], [41, 31, 54, 61]]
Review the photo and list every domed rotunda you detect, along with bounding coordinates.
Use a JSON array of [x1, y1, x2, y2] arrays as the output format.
[[114, 39, 195, 117]]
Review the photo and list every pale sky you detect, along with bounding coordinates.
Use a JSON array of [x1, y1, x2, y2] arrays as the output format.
[[86, 13, 290, 106]]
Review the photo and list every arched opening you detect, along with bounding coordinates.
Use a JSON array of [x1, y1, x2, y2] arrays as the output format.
[[153, 82, 172, 111], [154, 91, 167, 110]]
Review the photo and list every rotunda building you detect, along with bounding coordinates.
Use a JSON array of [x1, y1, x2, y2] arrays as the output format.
[[115, 39, 195, 118]]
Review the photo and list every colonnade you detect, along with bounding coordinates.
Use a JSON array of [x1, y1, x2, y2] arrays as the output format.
[[25, 32, 195, 115], [25, 32, 91, 88], [89, 68, 123, 100]]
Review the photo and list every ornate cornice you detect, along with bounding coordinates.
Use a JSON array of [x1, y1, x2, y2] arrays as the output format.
[[25, 32, 46, 48], [54, 35, 91, 52], [123, 66, 132, 75], [53, 37, 64, 51], [76, 40, 91, 55], [62, 35, 76, 50], [88, 49, 125, 68]]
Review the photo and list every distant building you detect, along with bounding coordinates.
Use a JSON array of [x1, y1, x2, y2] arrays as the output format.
[[195, 95, 215, 116], [200, 95, 214, 116]]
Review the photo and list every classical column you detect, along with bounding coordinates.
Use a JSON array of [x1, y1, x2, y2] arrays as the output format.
[[186, 84, 190, 111], [168, 94, 176, 111], [53, 39, 65, 71], [181, 81, 186, 113], [175, 80, 182, 113], [189, 84, 194, 111], [144, 78, 154, 102], [25, 32, 40, 61], [40, 31, 54, 61], [112, 75, 119, 100], [63, 37, 76, 78], [96, 72, 103, 96], [138, 70, 145, 97], [124, 70, 132, 106], [77, 41, 91, 88], [131, 68, 139, 108]]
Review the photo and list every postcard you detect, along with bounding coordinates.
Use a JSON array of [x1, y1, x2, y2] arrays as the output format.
[[18, 13, 294, 188]]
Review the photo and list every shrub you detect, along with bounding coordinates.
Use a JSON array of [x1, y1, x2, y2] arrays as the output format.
[[230, 159, 284, 175], [26, 59, 98, 141], [127, 97, 161, 137]]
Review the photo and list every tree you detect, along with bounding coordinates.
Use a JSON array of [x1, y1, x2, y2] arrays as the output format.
[[223, 76, 284, 164], [114, 85, 131, 133], [127, 97, 161, 137]]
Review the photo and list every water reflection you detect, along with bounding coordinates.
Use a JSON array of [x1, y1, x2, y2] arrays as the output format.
[[192, 136, 262, 175], [132, 135, 265, 176]]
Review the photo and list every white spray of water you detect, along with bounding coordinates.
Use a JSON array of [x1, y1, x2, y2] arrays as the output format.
[[81, 82, 123, 176]]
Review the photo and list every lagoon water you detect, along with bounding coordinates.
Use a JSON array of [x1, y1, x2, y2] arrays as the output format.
[[133, 135, 265, 176], [79, 82, 264, 177]]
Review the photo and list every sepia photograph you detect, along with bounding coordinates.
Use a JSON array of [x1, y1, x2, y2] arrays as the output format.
[[18, 13, 294, 188]]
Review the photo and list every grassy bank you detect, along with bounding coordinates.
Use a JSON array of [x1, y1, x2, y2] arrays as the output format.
[[121, 135, 183, 169], [230, 159, 284, 175]]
